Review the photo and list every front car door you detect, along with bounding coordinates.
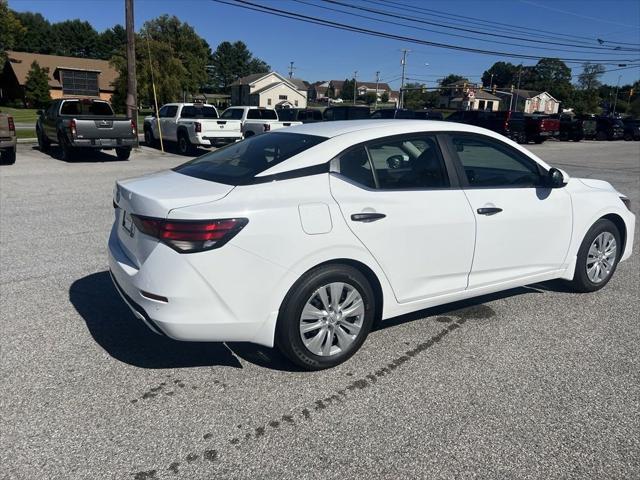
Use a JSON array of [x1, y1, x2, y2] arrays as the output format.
[[330, 133, 476, 303], [446, 133, 572, 289]]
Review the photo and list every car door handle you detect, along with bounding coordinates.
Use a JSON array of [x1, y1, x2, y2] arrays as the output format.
[[477, 207, 503, 215], [351, 213, 386, 222]]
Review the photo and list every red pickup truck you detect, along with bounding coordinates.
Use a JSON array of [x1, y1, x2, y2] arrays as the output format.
[[524, 115, 560, 144]]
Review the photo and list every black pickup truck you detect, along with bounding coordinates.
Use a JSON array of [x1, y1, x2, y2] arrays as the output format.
[[36, 98, 137, 160]]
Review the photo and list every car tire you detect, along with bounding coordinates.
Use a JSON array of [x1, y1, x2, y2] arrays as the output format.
[[243, 131, 254, 138], [115, 147, 131, 160], [37, 127, 50, 152], [623, 133, 633, 141], [534, 136, 545, 144], [58, 134, 75, 161], [1, 147, 16, 165], [144, 127, 156, 147], [566, 219, 621, 293], [276, 264, 376, 370], [177, 132, 194, 155]]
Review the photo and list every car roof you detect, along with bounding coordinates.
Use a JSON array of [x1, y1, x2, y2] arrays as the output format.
[[259, 119, 551, 176]]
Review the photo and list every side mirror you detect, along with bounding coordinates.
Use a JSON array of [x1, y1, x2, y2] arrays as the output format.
[[547, 167, 567, 188], [37, 110, 44, 116]]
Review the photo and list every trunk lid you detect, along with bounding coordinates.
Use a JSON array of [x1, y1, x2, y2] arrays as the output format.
[[114, 170, 234, 266]]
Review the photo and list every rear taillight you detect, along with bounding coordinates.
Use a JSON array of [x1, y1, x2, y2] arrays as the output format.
[[263, 123, 271, 132], [131, 216, 248, 253], [195, 121, 202, 133], [131, 119, 137, 135], [504, 111, 510, 131], [69, 119, 77, 138], [8, 116, 15, 132]]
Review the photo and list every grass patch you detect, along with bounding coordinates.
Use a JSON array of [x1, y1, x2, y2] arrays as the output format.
[[16, 129, 36, 140], [0, 107, 39, 123]]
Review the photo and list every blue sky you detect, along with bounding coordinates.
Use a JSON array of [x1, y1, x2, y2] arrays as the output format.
[[9, 0, 640, 88]]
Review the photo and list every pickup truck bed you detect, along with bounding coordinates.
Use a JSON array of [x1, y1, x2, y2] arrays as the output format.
[[36, 98, 136, 161]]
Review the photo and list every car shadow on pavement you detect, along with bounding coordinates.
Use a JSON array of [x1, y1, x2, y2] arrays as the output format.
[[69, 271, 244, 369], [70, 271, 564, 372], [33, 145, 128, 163]]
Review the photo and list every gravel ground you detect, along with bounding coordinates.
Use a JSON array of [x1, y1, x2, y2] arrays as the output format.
[[1, 139, 639, 480]]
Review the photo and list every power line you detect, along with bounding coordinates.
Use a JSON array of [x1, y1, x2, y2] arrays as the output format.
[[324, 0, 640, 53], [370, 0, 640, 47], [213, 0, 640, 65], [292, 0, 635, 56]]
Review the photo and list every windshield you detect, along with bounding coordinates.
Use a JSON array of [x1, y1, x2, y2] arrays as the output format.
[[174, 132, 327, 185], [60, 100, 114, 116], [181, 105, 218, 119]]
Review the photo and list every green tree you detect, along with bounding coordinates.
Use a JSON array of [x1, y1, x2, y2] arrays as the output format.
[[481, 61, 518, 88], [0, 1, 26, 62], [522, 58, 573, 102], [208, 40, 269, 93], [50, 19, 101, 57], [577, 63, 605, 91], [380, 91, 389, 103], [97, 25, 126, 60], [24, 61, 51, 108], [363, 92, 377, 105], [340, 78, 355, 101], [438, 74, 468, 94], [403, 82, 432, 110]]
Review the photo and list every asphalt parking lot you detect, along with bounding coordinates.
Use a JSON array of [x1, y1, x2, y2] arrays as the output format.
[[1, 140, 639, 480]]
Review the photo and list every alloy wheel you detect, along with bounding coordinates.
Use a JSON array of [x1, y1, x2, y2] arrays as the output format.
[[299, 282, 364, 357], [586, 231, 617, 283]]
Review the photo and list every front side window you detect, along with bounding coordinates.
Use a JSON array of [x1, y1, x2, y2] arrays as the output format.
[[174, 133, 327, 185], [450, 134, 543, 188], [366, 135, 449, 189], [159, 106, 177, 118]]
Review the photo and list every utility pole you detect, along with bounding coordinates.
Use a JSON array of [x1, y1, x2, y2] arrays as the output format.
[[612, 74, 621, 115], [125, 0, 137, 135], [399, 49, 409, 109], [353, 70, 358, 105], [374, 70, 380, 110], [514, 65, 522, 112], [288, 61, 295, 79]]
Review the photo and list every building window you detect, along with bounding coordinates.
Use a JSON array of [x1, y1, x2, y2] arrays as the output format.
[[60, 69, 99, 96], [486, 101, 493, 110], [267, 98, 272, 106], [294, 100, 298, 107], [478, 100, 486, 110], [279, 95, 288, 100]]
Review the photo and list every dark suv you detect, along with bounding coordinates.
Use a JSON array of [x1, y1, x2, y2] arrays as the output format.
[[622, 118, 640, 141], [323, 105, 370, 121], [446, 110, 526, 143], [276, 108, 323, 124], [595, 116, 624, 140]]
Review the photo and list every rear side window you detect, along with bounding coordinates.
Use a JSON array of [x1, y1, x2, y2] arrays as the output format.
[[221, 109, 244, 120], [451, 134, 542, 188], [159, 106, 178, 118], [180, 106, 218, 119], [174, 133, 327, 185]]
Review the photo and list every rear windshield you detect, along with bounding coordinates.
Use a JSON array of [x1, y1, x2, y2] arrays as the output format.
[[174, 132, 327, 185], [60, 100, 114, 116], [181, 105, 218, 119], [277, 109, 297, 121], [221, 109, 244, 120], [247, 109, 278, 120]]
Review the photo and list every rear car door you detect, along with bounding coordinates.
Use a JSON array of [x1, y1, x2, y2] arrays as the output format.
[[330, 133, 476, 303], [447, 133, 572, 288], [160, 105, 178, 141]]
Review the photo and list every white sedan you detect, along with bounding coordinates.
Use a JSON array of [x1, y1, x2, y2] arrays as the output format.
[[109, 120, 635, 370]]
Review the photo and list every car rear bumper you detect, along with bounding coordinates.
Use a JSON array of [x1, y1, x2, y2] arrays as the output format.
[[194, 133, 243, 145], [0, 137, 17, 149], [71, 138, 136, 148], [107, 223, 283, 346]]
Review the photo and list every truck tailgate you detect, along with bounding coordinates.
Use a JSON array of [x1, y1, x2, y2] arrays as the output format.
[[75, 117, 134, 139], [202, 119, 242, 136]]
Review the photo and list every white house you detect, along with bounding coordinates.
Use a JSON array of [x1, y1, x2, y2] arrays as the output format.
[[496, 89, 560, 114], [439, 83, 501, 111], [230, 72, 308, 108]]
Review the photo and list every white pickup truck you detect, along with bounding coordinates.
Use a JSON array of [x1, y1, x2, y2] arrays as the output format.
[[143, 103, 243, 154], [220, 107, 302, 138]]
